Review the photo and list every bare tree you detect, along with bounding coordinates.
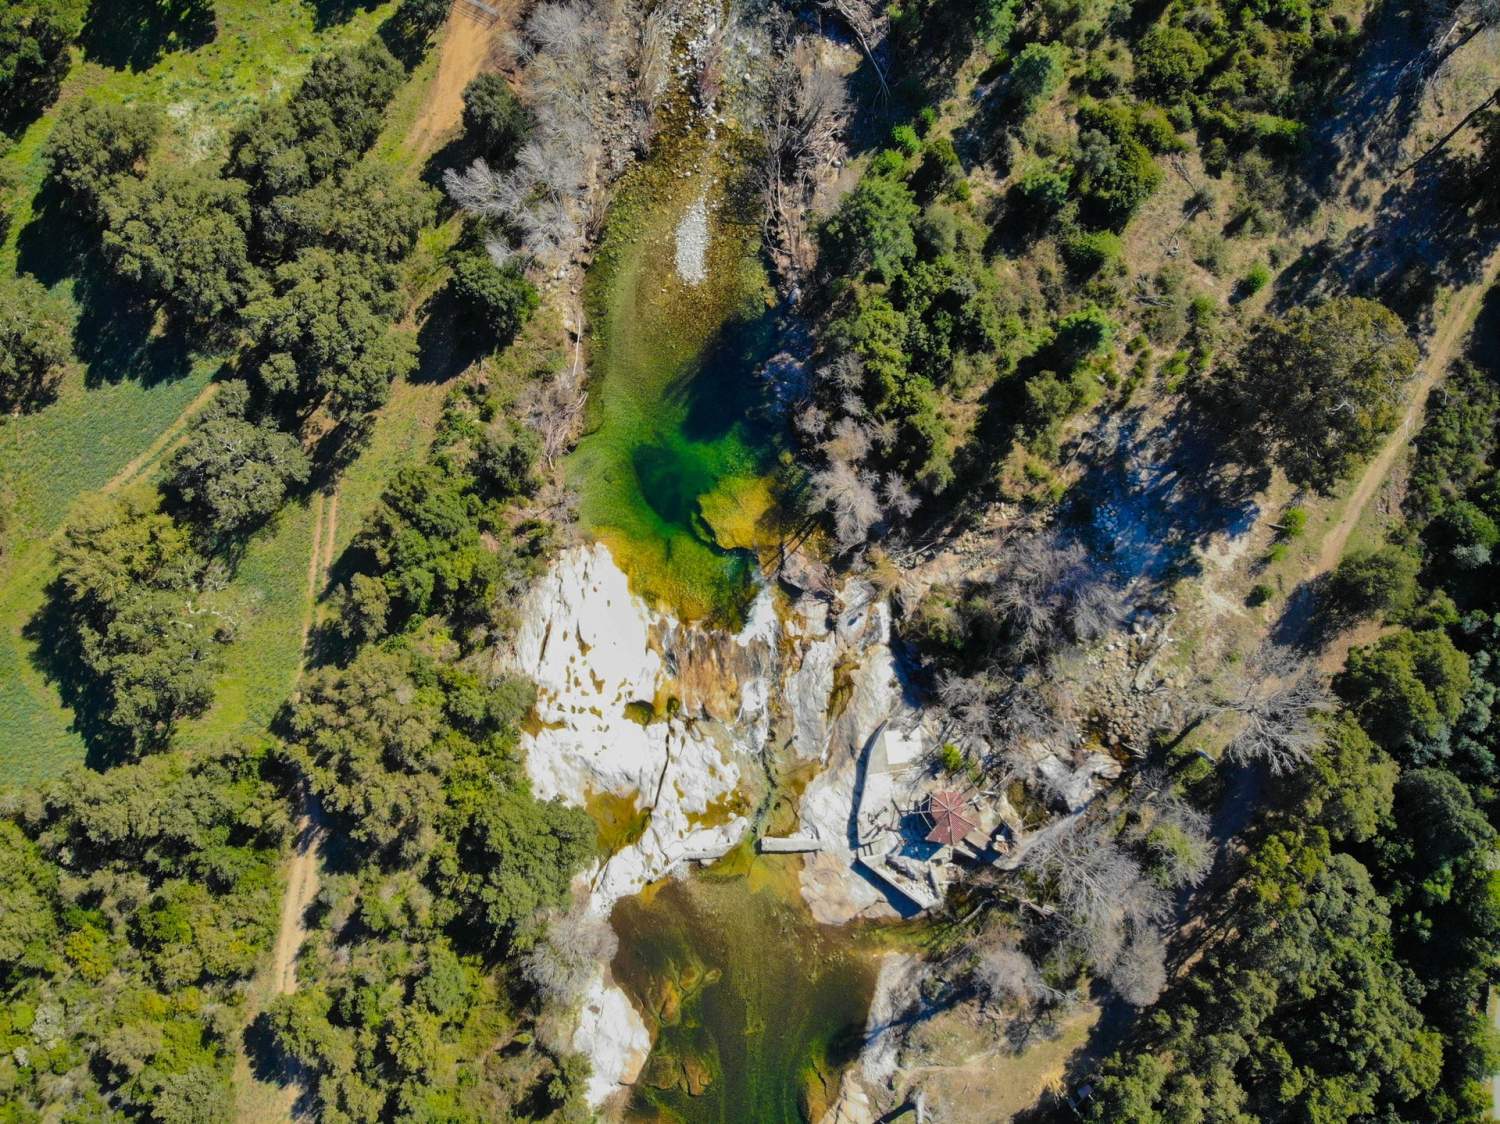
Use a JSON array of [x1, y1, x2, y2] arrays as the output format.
[[1200, 645, 1331, 774], [975, 940, 1049, 1007], [809, 458, 881, 552], [758, 35, 849, 279], [1021, 819, 1169, 972], [986, 533, 1126, 660], [882, 473, 919, 520], [1107, 930, 1167, 1007], [522, 903, 620, 1004]]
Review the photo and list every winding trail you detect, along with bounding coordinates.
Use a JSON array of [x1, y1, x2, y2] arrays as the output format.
[[1314, 249, 1500, 579]]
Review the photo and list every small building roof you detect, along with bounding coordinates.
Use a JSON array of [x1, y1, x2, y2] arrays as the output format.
[[923, 790, 976, 847]]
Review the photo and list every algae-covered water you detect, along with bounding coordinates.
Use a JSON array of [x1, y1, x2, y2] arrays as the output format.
[[569, 131, 783, 624], [610, 855, 879, 1123]]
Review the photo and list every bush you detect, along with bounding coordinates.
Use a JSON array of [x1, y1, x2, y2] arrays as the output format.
[[820, 174, 920, 281], [1061, 229, 1122, 276], [0, 274, 72, 413], [1135, 25, 1208, 98], [1054, 305, 1117, 361], [1011, 42, 1068, 114], [1239, 261, 1271, 296], [890, 123, 922, 156], [448, 252, 540, 345], [462, 73, 529, 158], [1013, 164, 1071, 217], [1326, 545, 1420, 621]]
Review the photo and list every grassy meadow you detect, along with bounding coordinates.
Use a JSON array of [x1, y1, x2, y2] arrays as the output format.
[[0, 0, 470, 785]]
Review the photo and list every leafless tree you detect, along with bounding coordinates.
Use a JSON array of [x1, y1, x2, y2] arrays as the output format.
[[975, 940, 1049, 1007], [1200, 645, 1331, 774], [809, 458, 882, 552], [758, 35, 849, 279], [986, 534, 1126, 661], [1108, 930, 1167, 1007], [1022, 819, 1169, 972], [444, 0, 630, 274], [522, 903, 620, 1004], [882, 473, 919, 520], [824, 416, 872, 463], [524, 367, 588, 470], [796, 403, 829, 438]]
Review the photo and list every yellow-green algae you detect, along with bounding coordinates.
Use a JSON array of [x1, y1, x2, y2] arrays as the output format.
[[568, 127, 782, 625], [611, 852, 881, 1123]]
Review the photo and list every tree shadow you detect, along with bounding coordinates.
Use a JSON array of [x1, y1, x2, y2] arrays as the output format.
[[413, 290, 489, 384], [305, 0, 382, 30], [22, 579, 135, 770], [16, 181, 192, 389], [80, 0, 217, 72], [1064, 399, 1268, 587]]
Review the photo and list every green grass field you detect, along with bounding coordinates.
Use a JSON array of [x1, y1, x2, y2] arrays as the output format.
[[0, 0, 447, 786]]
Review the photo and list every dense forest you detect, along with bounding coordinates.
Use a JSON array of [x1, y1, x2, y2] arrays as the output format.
[[2, 0, 1499, 1121]]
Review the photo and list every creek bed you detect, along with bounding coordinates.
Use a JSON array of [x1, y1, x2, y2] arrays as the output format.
[[609, 854, 879, 1123]]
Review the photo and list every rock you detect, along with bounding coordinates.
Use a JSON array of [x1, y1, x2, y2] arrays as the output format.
[[787, 635, 836, 761], [573, 969, 651, 1106]]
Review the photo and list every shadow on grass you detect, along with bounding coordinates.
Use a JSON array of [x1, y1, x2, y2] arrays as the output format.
[[80, 0, 217, 72], [21, 580, 136, 771], [413, 289, 490, 384], [306, 0, 382, 30], [16, 182, 192, 390]]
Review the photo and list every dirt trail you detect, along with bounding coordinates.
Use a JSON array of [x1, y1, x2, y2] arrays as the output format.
[[1314, 249, 1500, 579], [231, 488, 339, 1122], [270, 810, 324, 994], [101, 380, 220, 496], [404, 2, 505, 161]]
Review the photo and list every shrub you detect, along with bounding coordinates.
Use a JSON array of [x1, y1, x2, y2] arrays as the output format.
[[1013, 164, 1071, 217], [1061, 229, 1122, 276], [821, 174, 920, 281], [1135, 25, 1208, 98], [1279, 506, 1307, 538], [890, 123, 922, 156], [448, 252, 540, 345], [1326, 545, 1420, 621], [1054, 305, 1117, 361], [462, 73, 530, 159], [1011, 42, 1068, 114], [1239, 261, 1271, 296], [0, 274, 72, 413]]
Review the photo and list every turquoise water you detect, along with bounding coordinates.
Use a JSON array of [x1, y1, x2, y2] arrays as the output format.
[[567, 134, 782, 624]]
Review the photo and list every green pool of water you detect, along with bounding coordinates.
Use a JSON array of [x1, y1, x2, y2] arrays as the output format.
[[568, 131, 782, 624], [610, 856, 879, 1124]]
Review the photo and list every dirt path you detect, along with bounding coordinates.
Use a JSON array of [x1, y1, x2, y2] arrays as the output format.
[[101, 380, 220, 497], [404, 2, 505, 161], [231, 487, 339, 1122], [1314, 249, 1500, 579]]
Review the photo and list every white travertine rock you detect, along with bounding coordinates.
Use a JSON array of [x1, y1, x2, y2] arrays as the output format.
[[573, 968, 652, 1106]]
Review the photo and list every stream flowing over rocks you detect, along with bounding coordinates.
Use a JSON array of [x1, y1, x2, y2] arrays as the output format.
[[500, 543, 922, 1108]]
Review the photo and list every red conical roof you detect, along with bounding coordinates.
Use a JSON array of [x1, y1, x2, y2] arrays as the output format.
[[924, 790, 975, 847]]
